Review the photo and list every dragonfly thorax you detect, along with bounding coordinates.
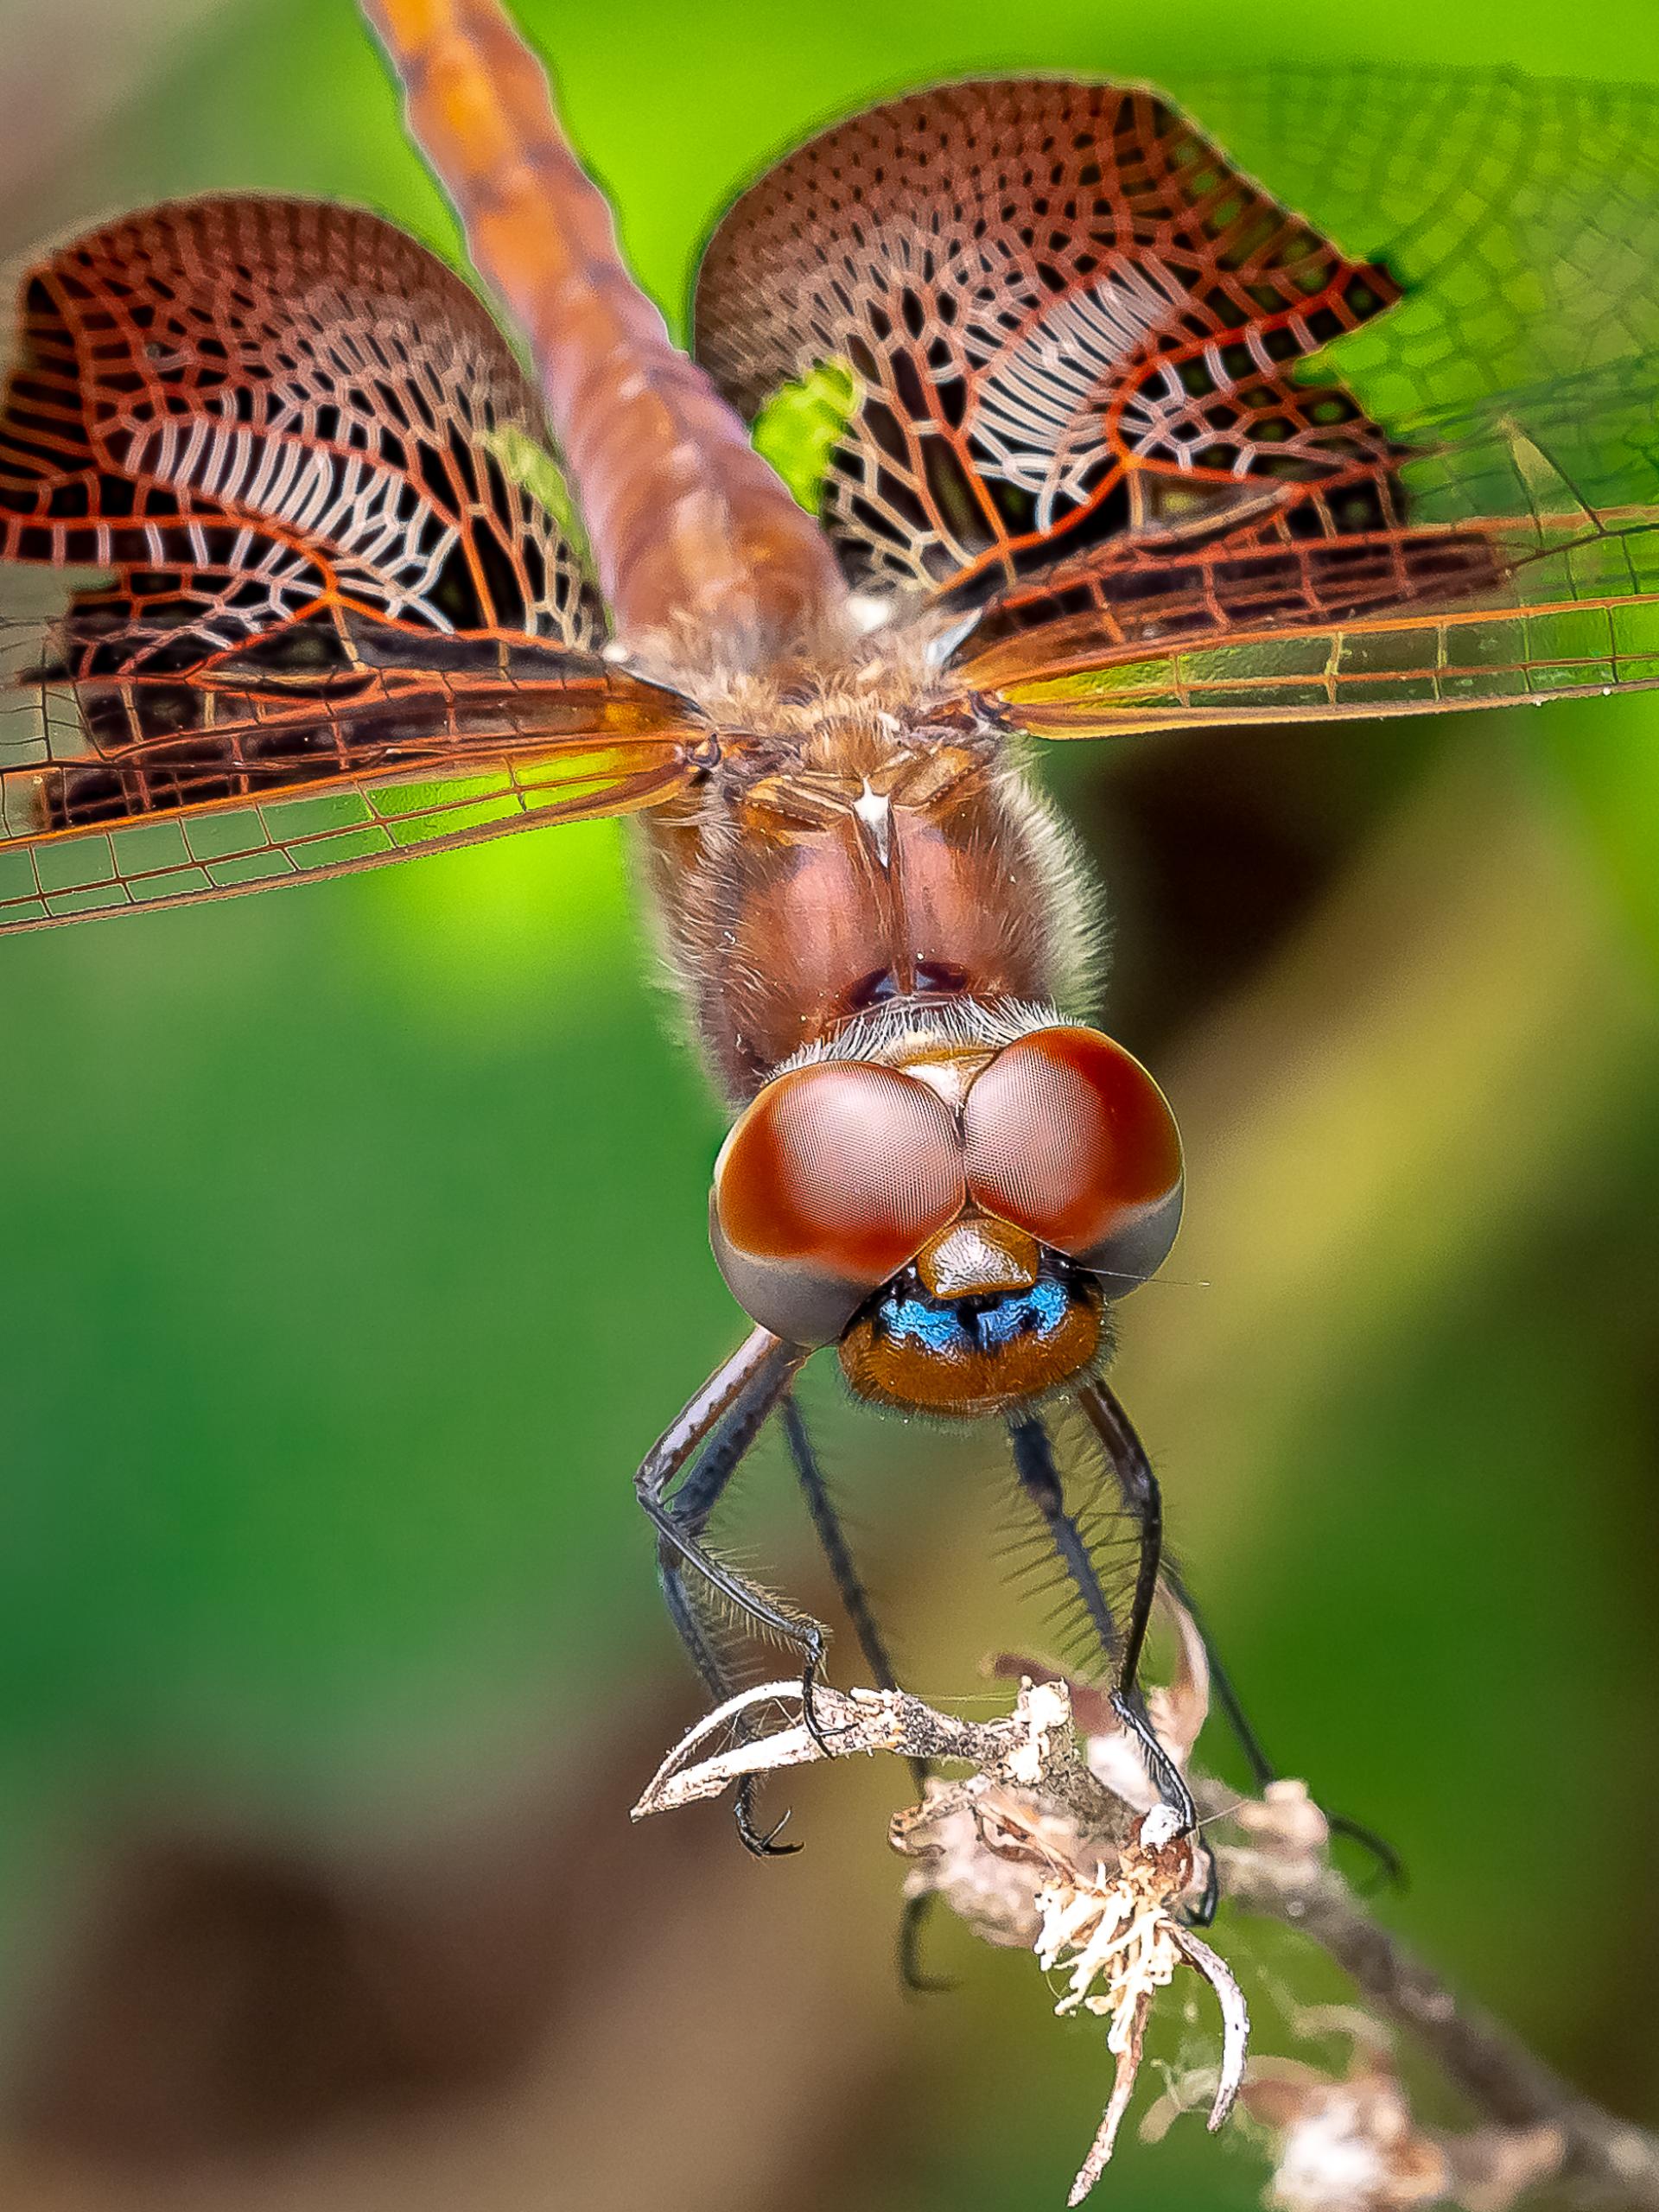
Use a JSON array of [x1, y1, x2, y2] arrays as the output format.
[[638, 680, 1098, 1099]]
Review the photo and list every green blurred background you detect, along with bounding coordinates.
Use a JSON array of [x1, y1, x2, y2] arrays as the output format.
[[0, 0, 1656, 2204]]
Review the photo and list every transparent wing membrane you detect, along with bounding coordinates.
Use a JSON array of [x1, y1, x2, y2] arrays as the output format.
[[0, 744, 693, 931], [960, 363, 1659, 731], [1169, 66, 1659, 412], [967, 576, 1659, 740], [0, 588, 701, 927]]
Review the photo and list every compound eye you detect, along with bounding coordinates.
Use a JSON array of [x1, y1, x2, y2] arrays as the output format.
[[711, 1062, 965, 1344], [963, 1027, 1183, 1292]]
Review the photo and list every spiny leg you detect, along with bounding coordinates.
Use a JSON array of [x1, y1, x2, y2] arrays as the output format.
[[636, 1329, 823, 1854], [1006, 1411, 1196, 1834], [1082, 1379, 1402, 1888], [1074, 1378, 1163, 1700], [1158, 1553, 1405, 1891], [658, 1396, 800, 1856], [778, 1396, 914, 1750], [779, 1392, 947, 1991], [638, 1329, 822, 1664], [655, 1392, 775, 1702]]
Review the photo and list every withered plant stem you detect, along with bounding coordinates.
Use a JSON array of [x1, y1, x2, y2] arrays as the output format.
[[1217, 1838, 1659, 2210], [636, 1676, 1659, 2210]]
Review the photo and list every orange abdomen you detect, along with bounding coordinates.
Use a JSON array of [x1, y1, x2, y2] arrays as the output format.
[[362, 0, 847, 670]]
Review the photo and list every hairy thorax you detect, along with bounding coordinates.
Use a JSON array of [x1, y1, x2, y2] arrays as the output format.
[[635, 646, 1098, 1100]]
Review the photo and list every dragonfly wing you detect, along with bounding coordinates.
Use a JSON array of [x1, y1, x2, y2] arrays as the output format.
[[696, 72, 1659, 728], [696, 79, 1413, 603], [2, 196, 610, 644], [957, 359, 1659, 734], [0, 601, 705, 929], [0, 732, 701, 934], [1163, 66, 1659, 407], [0, 195, 707, 930]]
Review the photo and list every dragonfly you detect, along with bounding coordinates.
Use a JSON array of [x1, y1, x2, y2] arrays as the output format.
[[2, 1, 1656, 1853]]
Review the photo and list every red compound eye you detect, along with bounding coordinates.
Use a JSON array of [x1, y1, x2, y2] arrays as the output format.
[[712, 1062, 966, 1343], [963, 1027, 1183, 1290]]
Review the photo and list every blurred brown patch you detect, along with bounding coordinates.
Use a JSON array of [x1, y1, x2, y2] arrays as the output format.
[[10, 1684, 719, 2165], [1072, 720, 1437, 1051], [16, 1838, 544, 2160]]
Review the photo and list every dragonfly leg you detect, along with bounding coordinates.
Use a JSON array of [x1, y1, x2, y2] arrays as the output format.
[[1007, 1410, 1197, 1836], [779, 1392, 950, 1992], [636, 1329, 825, 1855], [777, 1395, 919, 1770], [654, 1400, 796, 1856], [1159, 1553, 1406, 1891], [653, 1397, 773, 1705], [1073, 1377, 1163, 1700], [1080, 1379, 1402, 1890]]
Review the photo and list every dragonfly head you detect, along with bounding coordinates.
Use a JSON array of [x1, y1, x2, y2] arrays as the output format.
[[709, 1022, 1183, 1416]]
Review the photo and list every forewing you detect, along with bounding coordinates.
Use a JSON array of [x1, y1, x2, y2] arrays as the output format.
[[0, 195, 706, 929], [696, 72, 1659, 730], [1166, 66, 1659, 413], [961, 361, 1659, 731]]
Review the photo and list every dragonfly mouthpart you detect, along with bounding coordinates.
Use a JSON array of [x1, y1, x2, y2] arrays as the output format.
[[838, 1248, 1104, 1418]]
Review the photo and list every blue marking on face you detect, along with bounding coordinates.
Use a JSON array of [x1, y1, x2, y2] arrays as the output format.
[[877, 1274, 1072, 1356]]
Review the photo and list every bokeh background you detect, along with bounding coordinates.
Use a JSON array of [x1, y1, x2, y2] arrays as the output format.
[[0, 1, 1656, 2206]]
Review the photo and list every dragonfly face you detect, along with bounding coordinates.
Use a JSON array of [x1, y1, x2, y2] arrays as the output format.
[[2, 3, 1656, 1847], [711, 1020, 1183, 1416]]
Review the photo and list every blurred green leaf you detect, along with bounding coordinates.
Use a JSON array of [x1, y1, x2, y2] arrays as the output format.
[[753, 358, 858, 514]]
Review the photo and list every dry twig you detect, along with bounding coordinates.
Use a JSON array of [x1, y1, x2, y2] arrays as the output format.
[[638, 1671, 1245, 2204], [632, 1633, 1659, 2212]]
